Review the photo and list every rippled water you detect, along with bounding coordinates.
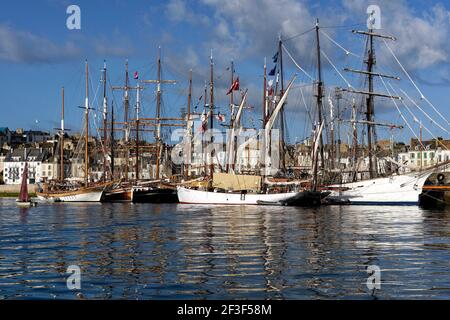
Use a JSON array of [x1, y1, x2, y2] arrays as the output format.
[[0, 198, 449, 300]]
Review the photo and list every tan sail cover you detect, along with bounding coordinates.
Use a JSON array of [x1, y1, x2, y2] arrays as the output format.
[[213, 173, 261, 191]]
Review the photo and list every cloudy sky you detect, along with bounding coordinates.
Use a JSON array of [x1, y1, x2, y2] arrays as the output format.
[[0, 0, 449, 144]]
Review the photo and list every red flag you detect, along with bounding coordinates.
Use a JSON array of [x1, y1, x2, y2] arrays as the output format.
[[216, 112, 226, 122], [134, 71, 139, 80], [226, 77, 240, 95], [199, 112, 208, 132]]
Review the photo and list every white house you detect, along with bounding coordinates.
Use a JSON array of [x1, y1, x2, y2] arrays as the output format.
[[398, 144, 450, 173], [3, 148, 48, 184]]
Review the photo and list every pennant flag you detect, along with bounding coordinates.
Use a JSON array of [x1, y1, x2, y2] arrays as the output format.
[[134, 71, 139, 80], [268, 66, 276, 76], [267, 79, 274, 96], [226, 77, 240, 95], [199, 111, 208, 133], [272, 51, 279, 63]]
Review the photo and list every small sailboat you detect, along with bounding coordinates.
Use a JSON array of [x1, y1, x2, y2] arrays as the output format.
[[16, 163, 37, 207]]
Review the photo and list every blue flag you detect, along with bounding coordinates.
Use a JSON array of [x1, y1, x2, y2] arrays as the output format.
[[268, 65, 276, 76], [272, 51, 279, 63]]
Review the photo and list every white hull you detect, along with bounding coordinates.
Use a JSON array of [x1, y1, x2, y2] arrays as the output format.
[[326, 172, 432, 205], [37, 190, 104, 202], [177, 186, 300, 205]]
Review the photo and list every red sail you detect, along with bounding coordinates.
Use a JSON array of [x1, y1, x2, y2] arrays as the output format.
[[19, 162, 29, 202]]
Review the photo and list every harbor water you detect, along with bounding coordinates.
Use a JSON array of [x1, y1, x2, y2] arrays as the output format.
[[0, 198, 449, 300]]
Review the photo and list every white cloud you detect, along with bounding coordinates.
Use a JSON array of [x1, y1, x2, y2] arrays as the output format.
[[0, 24, 81, 63], [165, 0, 210, 25], [342, 0, 450, 70]]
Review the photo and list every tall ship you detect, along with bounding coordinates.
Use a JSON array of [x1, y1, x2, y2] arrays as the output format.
[[177, 46, 328, 206], [311, 18, 449, 205], [37, 61, 107, 202]]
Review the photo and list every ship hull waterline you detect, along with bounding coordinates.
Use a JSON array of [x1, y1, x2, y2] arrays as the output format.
[[177, 186, 301, 205], [132, 187, 178, 203], [324, 172, 432, 206], [36, 189, 104, 202]]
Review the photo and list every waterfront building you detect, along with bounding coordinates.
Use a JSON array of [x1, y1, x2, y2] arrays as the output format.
[[3, 148, 48, 184]]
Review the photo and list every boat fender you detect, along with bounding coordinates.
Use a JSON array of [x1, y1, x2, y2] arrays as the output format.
[[437, 173, 445, 184]]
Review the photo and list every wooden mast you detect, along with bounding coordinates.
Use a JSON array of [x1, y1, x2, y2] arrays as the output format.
[[203, 81, 208, 177], [111, 101, 115, 180], [155, 47, 162, 180], [102, 60, 108, 182], [343, 29, 398, 180], [135, 82, 141, 180], [263, 58, 267, 127], [124, 61, 129, 181], [209, 50, 214, 179], [142, 47, 176, 180], [278, 37, 286, 171], [335, 88, 342, 169], [84, 60, 89, 187], [366, 31, 376, 179], [313, 18, 325, 191], [329, 94, 335, 170], [185, 69, 193, 178], [226, 61, 234, 173], [60, 86, 65, 182], [112, 60, 134, 181], [351, 99, 358, 182]]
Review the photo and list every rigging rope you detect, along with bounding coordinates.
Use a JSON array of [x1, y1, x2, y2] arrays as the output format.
[[281, 43, 315, 81], [388, 83, 449, 151], [319, 29, 360, 58], [378, 75, 425, 150], [320, 49, 353, 89], [383, 39, 449, 126], [399, 88, 450, 135]]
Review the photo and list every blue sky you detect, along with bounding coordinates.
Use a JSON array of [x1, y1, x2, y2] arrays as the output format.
[[0, 0, 449, 144]]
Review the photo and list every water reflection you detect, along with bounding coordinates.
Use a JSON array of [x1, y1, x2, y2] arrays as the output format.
[[0, 198, 449, 299]]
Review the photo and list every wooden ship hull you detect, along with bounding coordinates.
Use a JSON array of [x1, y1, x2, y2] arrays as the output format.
[[132, 185, 178, 203], [36, 186, 104, 202], [103, 186, 132, 202]]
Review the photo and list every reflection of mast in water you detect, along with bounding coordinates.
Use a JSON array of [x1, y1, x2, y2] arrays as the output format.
[[92, 206, 118, 299], [260, 208, 288, 298], [177, 207, 215, 295]]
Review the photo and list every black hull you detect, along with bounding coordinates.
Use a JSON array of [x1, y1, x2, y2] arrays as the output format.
[[132, 188, 178, 203], [281, 191, 330, 207], [419, 190, 446, 209]]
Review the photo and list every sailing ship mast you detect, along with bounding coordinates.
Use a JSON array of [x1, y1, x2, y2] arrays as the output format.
[[111, 101, 115, 180], [135, 81, 141, 180], [263, 58, 267, 127], [277, 37, 286, 171], [313, 19, 325, 191], [84, 60, 89, 186], [60, 87, 65, 181], [203, 81, 208, 177], [102, 61, 109, 182], [342, 26, 399, 180], [142, 47, 176, 180], [112, 60, 131, 181], [185, 69, 193, 178], [226, 60, 235, 173], [209, 50, 215, 179]]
